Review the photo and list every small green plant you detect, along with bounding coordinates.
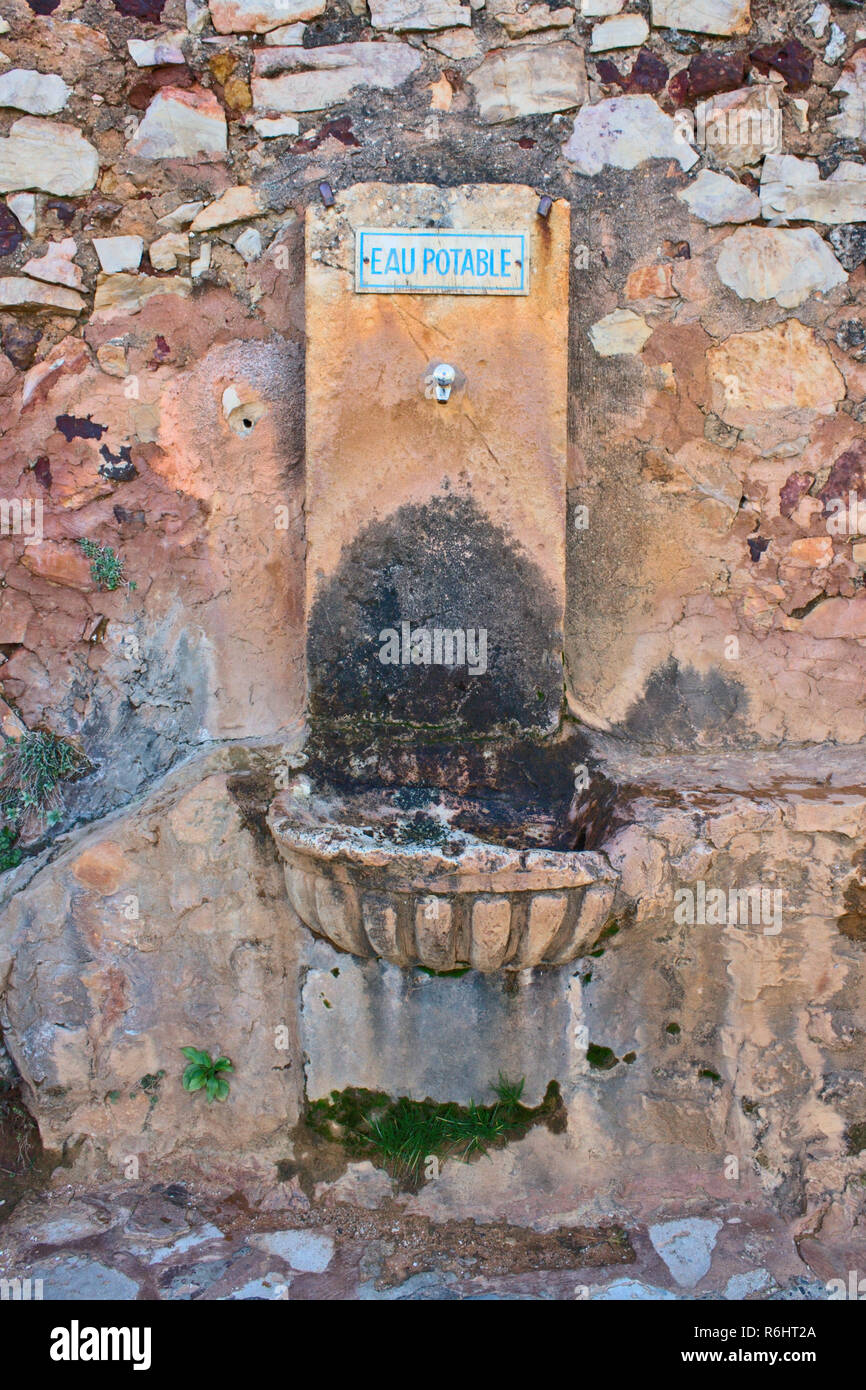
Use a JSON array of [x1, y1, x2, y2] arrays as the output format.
[[0, 826, 22, 873], [0, 729, 88, 832], [78, 539, 136, 592], [181, 1047, 234, 1103], [131, 1070, 165, 1107]]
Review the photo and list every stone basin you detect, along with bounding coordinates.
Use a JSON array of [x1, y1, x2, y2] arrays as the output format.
[[267, 780, 619, 972]]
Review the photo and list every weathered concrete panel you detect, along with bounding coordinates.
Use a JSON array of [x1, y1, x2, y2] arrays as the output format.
[[301, 936, 573, 1106], [305, 182, 569, 737]]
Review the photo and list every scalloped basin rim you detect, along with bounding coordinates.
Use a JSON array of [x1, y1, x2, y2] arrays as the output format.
[[267, 786, 620, 972]]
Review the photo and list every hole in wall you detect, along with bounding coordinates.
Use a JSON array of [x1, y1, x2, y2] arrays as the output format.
[[221, 385, 267, 437]]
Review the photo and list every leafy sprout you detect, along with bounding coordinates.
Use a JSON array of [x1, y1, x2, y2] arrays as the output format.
[[0, 825, 22, 873], [78, 539, 136, 592], [181, 1047, 234, 1103]]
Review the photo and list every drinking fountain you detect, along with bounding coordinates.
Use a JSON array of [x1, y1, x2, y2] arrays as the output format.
[[267, 183, 620, 979]]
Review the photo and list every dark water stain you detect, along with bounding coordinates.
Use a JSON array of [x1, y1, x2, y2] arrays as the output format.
[[33, 456, 52, 490], [0, 1055, 50, 1224], [303, 4, 365, 47], [839, 852, 866, 943], [621, 656, 750, 751], [304, 722, 594, 842], [307, 493, 562, 739]]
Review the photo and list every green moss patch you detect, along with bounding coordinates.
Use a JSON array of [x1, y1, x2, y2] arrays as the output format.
[[846, 1120, 866, 1156], [586, 1044, 618, 1071], [305, 1074, 564, 1188]]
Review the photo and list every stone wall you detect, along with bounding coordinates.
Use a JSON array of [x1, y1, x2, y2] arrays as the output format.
[[1, 0, 866, 1239], [0, 745, 304, 1167], [1, 0, 866, 804], [3, 735, 865, 1238]]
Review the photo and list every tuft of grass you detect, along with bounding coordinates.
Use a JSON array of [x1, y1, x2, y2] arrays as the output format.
[[491, 1071, 525, 1108], [78, 539, 136, 592], [0, 729, 89, 835], [306, 1076, 562, 1188], [0, 1077, 38, 1175]]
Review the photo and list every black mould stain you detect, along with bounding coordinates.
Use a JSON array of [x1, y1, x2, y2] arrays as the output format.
[[621, 656, 749, 750], [293, 117, 360, 153], [307, 493, 562, 738], [99, 444, 137, 481], [33, 456, 52, 490], [586, 1043, 618, 1071], [838, 854, 866, 943], [113, 504, 146, 529], [55, 414, 107, 443], [44, 201, 76, 226], [304, 723, 594, 838], [846, 1121, 866, 1155], [303, 4, 365, 47], [112, 0, 166, 17], [0, 205, 24, 258], [820, 440, 866, 511], [226, 770, 278, 854]]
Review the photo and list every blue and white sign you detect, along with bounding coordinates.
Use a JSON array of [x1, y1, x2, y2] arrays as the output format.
[[355, 227, 529, 295]]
